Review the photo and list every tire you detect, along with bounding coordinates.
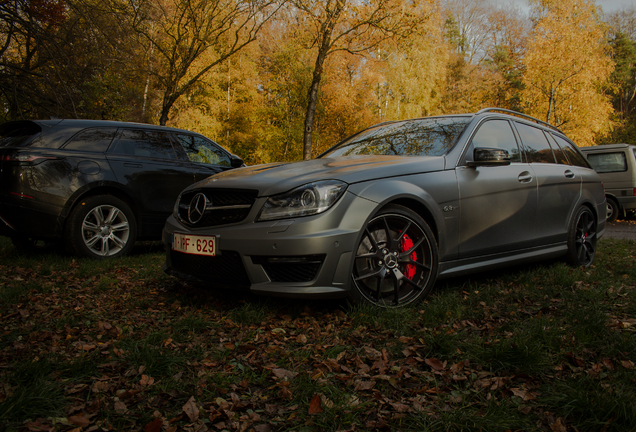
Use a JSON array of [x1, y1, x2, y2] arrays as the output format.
[[566, 206, 597, 268], [65, 195, 137, 259], [606, 197, 619, 222], [351, 205, 438, 308], [11, 236, 61, 255]]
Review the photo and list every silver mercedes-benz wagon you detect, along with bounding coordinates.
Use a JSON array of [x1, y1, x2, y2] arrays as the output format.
[[162, 108, 606, 308]]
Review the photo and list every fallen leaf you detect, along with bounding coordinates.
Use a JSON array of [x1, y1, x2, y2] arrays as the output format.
[[272, 368, 298, 380], [68, 415, 90, 428], [144, 418, 162, 432], [425, 357, 445, 371], [309, 394, 323, 414], [183, 396, 199, 422]]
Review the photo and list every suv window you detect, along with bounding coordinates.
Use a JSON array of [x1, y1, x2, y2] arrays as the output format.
[[0, 122, 42, 147], [516, 123, 556, 164], [173, 133, 231, 166], [63, 127, 118, 152], [111, 129, 176, 159], [470, 119, 522, 162], [551, 134, 590, 168], [586, 152, 627, 173]]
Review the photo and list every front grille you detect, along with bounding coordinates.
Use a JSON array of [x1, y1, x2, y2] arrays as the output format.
[[252, 255, 325, 283], [178, 188, 258, 227], [170, 250, 251, 289]]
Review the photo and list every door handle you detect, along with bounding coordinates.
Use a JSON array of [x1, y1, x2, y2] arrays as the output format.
[[518, 172, 533, 183], [564, 170, 575, 179], [124, 163, 142, 168]]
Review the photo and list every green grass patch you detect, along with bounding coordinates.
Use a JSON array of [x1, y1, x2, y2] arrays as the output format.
[[1, 235, 636, 431]]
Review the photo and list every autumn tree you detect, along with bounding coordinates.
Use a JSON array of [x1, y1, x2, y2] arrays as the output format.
[[521, 0, 614, 145], [377, 10, 449, 120], [292, 0, 423, 160], [120, 0, 284, 126]]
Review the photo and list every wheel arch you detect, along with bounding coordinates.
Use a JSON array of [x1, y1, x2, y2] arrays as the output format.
[[60, 182, 141, 235], [348, 179, 449, 252]]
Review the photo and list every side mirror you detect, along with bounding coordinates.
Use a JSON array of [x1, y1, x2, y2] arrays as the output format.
[[467, 147, 511, 167], [230, 154, 245, 168]]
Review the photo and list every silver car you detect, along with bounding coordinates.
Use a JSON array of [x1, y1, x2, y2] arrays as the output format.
[[162, 108, 606, 308]]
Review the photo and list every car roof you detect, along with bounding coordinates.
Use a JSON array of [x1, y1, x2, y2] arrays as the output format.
[[579, 143, 635, 151], [28, 119, 197, 134]]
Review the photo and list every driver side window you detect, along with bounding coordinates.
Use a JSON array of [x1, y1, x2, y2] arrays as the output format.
[[470, 120, 522, 163]]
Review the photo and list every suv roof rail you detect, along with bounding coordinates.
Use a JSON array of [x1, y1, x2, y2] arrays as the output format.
[[476, 107, 563, 133]]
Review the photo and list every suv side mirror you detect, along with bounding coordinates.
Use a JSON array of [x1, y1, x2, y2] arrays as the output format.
[[467, 147, 511, 167], [230, 154, 245, 168]]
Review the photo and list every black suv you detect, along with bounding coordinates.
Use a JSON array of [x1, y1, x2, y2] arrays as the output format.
[[0, 119, 243, 258]]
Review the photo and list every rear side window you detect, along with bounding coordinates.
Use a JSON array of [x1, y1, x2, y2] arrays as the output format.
[[110, 129, 176, 159], [545, 134, 569, 164], [0, 122, 42, 147], [173, 133, 231, 166], [551, 135, 590, 168], [586, 152, 627, 173], [516, 123, 556, 164], [63, 128, 117, 152]]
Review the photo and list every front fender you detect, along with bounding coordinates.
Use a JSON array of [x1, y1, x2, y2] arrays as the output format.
[[347, 171, 460, 261]]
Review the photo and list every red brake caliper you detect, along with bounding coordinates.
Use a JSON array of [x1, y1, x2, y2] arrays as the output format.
[[400, 233, 417, 280]]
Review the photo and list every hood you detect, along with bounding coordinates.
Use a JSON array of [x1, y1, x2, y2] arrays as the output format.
[[193, 155, 446, 196]]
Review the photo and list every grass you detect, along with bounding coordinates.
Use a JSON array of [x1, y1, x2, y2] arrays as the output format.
[[0, 236, 636, 431]]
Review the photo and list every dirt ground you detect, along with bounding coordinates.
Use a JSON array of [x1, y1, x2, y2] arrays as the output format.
[[603, 217, 636, 240]]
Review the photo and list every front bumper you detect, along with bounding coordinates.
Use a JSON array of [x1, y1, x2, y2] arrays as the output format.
[[162, 191, 377, 298]]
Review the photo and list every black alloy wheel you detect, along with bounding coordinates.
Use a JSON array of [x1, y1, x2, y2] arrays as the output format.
[[566, 206, 597, 268], [352, 205, 438, 308]]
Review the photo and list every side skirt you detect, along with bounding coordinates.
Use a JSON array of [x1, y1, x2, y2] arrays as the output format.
[[438, 243, 568, 280]]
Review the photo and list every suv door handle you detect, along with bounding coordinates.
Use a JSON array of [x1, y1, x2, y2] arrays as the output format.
[[518, 172, 533, 183], [124, 163, 142, 168], [564, 170, 575, 179]]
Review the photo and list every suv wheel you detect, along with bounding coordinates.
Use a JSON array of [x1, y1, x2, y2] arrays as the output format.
[[65, 195, 137, 259], [11, 236, 61, 254], [606, 197, 619, 222]]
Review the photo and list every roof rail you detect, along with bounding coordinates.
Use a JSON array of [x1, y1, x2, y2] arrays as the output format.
[[476, 107, 562, 133]]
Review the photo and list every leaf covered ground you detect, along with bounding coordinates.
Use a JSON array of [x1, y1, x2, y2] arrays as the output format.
[[1, 238, 635, 431]]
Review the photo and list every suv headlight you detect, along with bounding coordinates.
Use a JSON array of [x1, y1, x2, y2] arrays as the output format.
[[257, 180, 348, 221]]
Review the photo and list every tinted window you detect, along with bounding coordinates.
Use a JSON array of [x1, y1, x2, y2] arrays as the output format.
[[63, 127, 117, 152], [552, 135, 590, 168], [586, 152, 627, 173], [516, 123, 555, 164], [321, 117, 470, 158], [0, 122, 42, 147], [470, 120, 521, 162], [111, 129, 175, 159], [173, 133, 231, 167], [545, 134, 569, 164]]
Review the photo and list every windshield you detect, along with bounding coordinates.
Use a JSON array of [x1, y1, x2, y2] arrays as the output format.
[[320, 117, 471, 158]]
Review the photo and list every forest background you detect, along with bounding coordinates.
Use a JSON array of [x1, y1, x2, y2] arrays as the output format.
[[1, 0, 635, 164]]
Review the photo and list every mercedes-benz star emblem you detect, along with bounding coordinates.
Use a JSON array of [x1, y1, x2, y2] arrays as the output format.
[[188, 193, 209, 224], [384, 253, 398, 269]]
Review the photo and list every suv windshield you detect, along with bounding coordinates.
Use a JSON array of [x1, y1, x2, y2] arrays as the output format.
[[321, 116, 470, 158]]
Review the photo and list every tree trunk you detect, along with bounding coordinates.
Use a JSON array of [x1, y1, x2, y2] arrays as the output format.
[[303, 65, 324, 160]]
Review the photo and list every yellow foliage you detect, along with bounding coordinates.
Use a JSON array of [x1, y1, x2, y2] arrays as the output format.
[[522, 0, 614, 145]]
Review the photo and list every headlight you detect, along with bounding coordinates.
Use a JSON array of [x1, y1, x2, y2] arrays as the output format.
[[257, 180, 348, 221]]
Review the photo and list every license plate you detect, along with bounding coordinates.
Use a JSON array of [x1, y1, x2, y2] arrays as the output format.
[[172, 233, 216, 256]]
